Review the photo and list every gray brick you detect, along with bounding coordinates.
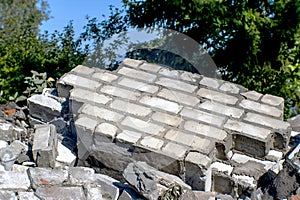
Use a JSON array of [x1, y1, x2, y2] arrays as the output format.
[[219, 82, 240, 94], [122, 58, 143, 68], [100, 85, 140, 101], [185, 152, 212, 190], [110, 99, 152, 117], [180, 71, 201, 83], [70, 88, 111, 105], [118, 77, 159, 93], [156, 77, 197, 93], [164, 129, 194, 146], [140, 136, 164, 150], [92, 72, 118, 82], [199, 101, 244, 118], [231, 153, 276, 171], [164, 130, 213, 155], [80, 104, 124, 122], [158, 88, 200, 106], [197, 88, 238, 105], [121, 116, 165, 136], [75, 115, 98, 159], [0, 171, 30, 190], [241, 91, 263, 101], [139, 63, 162, 72], [28, 167, 68, 189], [58, 74, 101, 97], [18, 192, 40, 200], [224, 119, 271, 141], [180, 107, 225, 127], [35, 186, 85, 200], [244, 112, 290, 130], [116, 130, 142, 147], [184, 120, 228, 141], [239, 99, 282, 118], [28, 94, 61, 122], [118, 67, 157, 82], [151, 112, 182, 127], [71, 65, 95, 75], [162, 142, 189, 159], [140, 96, 182, 114], [185, 151, 211, 169], [200, 77, 220, 89], [70, 88, 111, 113], [68, 167, 96, 185], [0, 191, 17, 200], [224, 120, 271, 157], [158, 68, 180, 78], [94, 122, 118, 144], [32, 124, 57, 168], [261, 94, 284, 107]]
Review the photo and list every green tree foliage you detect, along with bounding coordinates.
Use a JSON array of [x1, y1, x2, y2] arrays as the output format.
[[0, 0, 49, 98], [119, 0, 300, 117], [0, 0, 88, 101]]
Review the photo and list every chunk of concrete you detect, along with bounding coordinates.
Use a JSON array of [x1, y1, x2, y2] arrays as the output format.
[[85, 184, 106, 200], [35, 186, 85, 200], [67, 167, 96, 185], [185, 152, 211, 190], [55, 141, 76, 167], [28, 94, 62, 122], [0, 120, 18, 142], [0, 144, 22, 170], [0, 171, 30, 190], [32, 124, 58, 167], [0, 190, 17, 199], [94, 173, 121, 200], [28, 167, 68, 189], [123, 161, 192, 200], [18, 192, 40, 200]]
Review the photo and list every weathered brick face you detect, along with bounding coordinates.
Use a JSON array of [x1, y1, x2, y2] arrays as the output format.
[[57, 58, 291, 193]]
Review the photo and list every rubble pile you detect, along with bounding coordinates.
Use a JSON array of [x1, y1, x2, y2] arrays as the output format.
[[0, 58, 299, 199]]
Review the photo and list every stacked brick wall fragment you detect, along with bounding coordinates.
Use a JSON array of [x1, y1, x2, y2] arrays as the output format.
[[58, 58, 291, 195]]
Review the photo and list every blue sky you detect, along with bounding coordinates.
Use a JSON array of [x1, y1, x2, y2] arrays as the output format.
[[40, 0, 122, 35]]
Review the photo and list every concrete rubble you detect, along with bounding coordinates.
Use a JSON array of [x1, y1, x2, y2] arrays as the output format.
[[0, 58, 298, 199]]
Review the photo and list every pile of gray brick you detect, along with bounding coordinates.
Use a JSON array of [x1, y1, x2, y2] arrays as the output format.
[[56, 58, 294, 198], [0, 58, 297, 199]]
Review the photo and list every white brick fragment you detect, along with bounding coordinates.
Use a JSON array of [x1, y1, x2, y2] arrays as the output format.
[[116, 130, 142, 145], [140, 96, 182, 114], [184, 121, 228, 141], [118, 77, 159, 93], [181, 107, 225, 127], [122, 58, 143, 68], [197, 88, 238, 105], [239, 99, 282, 118], [80, 104, 124, 122], [92, 72, 118, 82], [162, 142, 189, 158], [244, 112, 290, 130], [118, 67, 157, 82], [210, 162, 233, 175], [110, 99, 152, 117], [200, 77, 220, 89], [140, 136, 164, 150], [121, 116, 165, 136], [261, 94, 284, 107], [199, 101, 244, 118], [100, 85, 140, 101], [156, 77, 197, 93], [151, 112, 182, 127], [241, 91, 262, 101], [158, 88, 200, 106]]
